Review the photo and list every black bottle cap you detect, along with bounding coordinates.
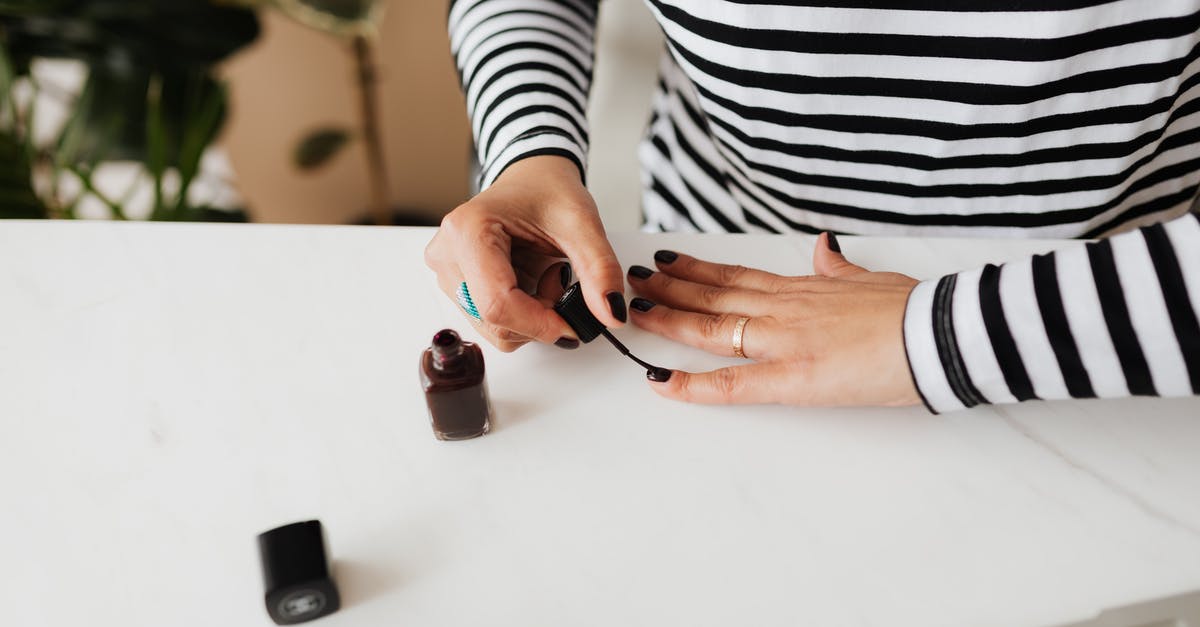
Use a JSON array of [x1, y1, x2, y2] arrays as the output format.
[[257, 520, 340, 625], [554, 282, 606, 343]]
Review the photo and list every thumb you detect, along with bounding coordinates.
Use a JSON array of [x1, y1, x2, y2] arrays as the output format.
[[555, 212, 627, 327], [813, 232, 867, 278]]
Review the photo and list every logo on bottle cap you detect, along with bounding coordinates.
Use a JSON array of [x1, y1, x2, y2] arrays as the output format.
[[278, 589, 326, 620]]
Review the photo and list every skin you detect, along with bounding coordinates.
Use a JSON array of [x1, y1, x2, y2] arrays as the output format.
[[425, 155, 625, 351], [630, 233, 921, 407], [426, 155, 922, 406]]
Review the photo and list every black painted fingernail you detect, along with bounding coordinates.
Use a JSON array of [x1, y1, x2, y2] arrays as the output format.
[[630, 297, 656, 312], [628, 265, 654, 280], [560, 263, 572, 289], [606, 291, 627, 323], [555, 337, 580, 350], [654, 250, 678, 264], [826, 232, 841, 253], [647, 367, 672, 382]]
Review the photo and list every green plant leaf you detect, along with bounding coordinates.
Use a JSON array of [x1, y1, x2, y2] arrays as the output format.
[[174, 75, 226, 212], [55, 65, 128, 168], [0, 43, 15, 107], [55, 65, 226, 168], [0, 130, 47, 218], [145, 73, 166, 219], [1, 1, 260, 70], [294, 127, 352, 170], [0, 0, 68, 16]]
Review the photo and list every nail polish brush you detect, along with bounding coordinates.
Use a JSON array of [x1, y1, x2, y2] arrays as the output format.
[[553, 282, 672, 381]]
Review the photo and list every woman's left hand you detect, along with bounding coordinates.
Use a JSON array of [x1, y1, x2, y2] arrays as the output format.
[[628, 233, 922, 407]]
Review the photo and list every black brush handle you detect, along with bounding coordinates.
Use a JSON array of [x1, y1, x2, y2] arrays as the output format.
[[553, 282, 606, 343]]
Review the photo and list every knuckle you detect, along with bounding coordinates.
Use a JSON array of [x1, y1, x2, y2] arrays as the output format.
[[576, 252, 622, 285], [439, 204, 470, 231], [479, 292, 512, 326], [679, 256, 702, 275], [698, 285, 727, 309], [493, 340, 521, 353], [526, 315, 553, 342], [493, 327, 521, 343], [423, 239, 439, 270], [443, 202, 497, 238], [556, 202, 600, 230], [765, 278, 791, 295], [778, 275, 813, 291], [673, 374, 696, 402], [483, 322, 525, 352], [717, 264, 749, 285], [482, 321, 520, 350], [700, 313, 732, 341], [712, 368, 741, 403]]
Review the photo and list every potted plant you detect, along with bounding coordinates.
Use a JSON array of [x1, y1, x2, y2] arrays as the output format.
[[0, 0, 260, 220]]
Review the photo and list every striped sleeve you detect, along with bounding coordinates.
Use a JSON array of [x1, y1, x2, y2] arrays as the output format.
[[448, 0, 598, 190], [904, 212, 1200, 413]]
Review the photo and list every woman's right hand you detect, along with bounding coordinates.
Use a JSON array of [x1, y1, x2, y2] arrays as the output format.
[[424, 155, 627, 352]]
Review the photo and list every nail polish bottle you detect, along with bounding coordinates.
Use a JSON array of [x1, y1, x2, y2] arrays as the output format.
[[419, 329, 492, 440]]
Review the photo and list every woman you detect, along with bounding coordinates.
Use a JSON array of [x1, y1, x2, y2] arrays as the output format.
[[425, 0, 1200, 412]]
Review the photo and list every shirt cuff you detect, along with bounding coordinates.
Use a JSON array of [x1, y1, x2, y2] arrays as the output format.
[[903, 276, 975, 414], [479, 129, 587, 190]]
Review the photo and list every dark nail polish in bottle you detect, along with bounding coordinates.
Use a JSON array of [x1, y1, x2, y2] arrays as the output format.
[[420, 329, 492, 441]]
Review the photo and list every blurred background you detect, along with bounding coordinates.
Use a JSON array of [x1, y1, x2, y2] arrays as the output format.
[[0, 0, 662, 230]]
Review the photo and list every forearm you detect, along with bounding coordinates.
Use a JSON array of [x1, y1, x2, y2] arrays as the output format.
[[905, 213, 1200, 412], [448, 0, 598, 188]]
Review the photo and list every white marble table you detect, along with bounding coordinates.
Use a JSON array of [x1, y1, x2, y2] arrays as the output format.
[[1, 221, 1198, 627]]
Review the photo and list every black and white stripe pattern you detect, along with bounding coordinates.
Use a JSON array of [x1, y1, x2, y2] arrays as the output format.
[[907, 213, 1200, 411], [449, 0, 598, 189], [450, 0, 1200, 411]]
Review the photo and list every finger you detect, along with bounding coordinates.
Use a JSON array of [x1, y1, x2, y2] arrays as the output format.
[[551, 209, 627, 327], [813, 232, 868, 278], [647, 362, 799, 405], [533, 261, 572, 308], [529, 262, 580, 349], [651, 250, 790, 292], [512, 248, 562, 292], [629, 297, 776, 360], [454, 223, 574, 345], [627, 265, 776, 316], [436, 273, 532, 352], [514, 264, 542, 292]]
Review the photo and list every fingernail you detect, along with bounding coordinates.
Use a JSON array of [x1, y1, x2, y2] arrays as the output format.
[[630, 297, 656, 312], [647, 367, 672, 382], [606, 291, 627, 323], [628, 265, 654, 280], [654, 250, 678, 264], [560, 263, 572, 289], [826, 232, 841, 253], [555, 337, 580, 350]]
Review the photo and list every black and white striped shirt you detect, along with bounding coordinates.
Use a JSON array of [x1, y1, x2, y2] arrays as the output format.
[[449, 0, 1200, 411]]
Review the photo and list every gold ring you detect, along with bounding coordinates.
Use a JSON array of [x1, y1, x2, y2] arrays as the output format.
[[731, 316, 750, 358]]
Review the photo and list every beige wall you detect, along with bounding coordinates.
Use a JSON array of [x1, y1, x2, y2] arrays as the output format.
[[220, 2, 472, 224], [220, 0, 663, 229]]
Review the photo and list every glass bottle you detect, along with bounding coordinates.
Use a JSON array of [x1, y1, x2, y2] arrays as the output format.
[[419, 329, 492, 440]]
